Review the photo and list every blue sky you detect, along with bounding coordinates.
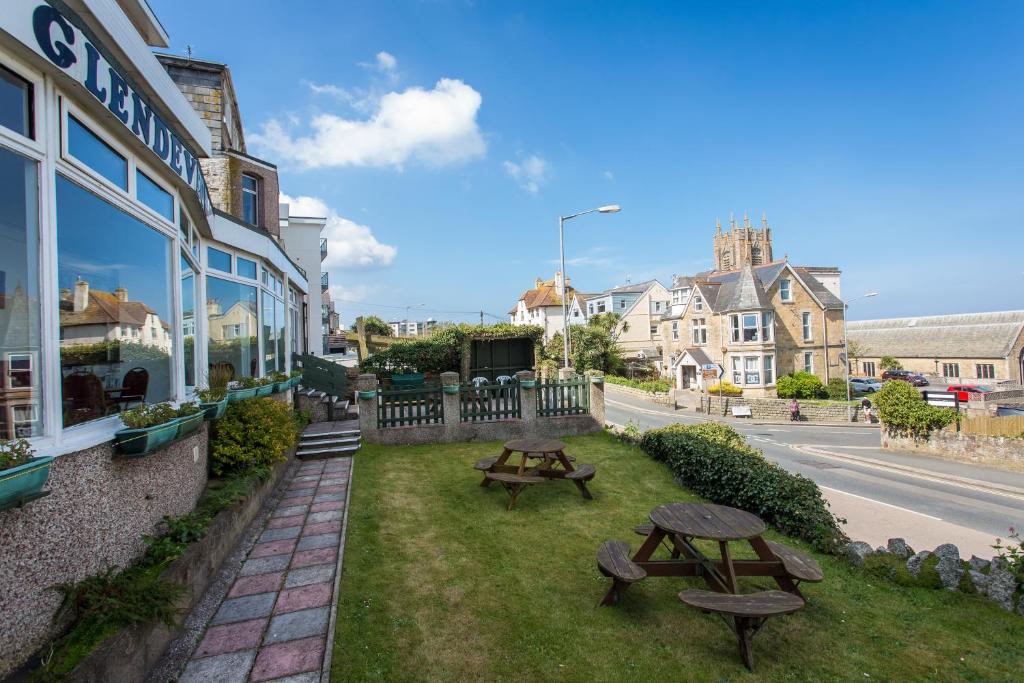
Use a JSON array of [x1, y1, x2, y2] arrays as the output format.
[[151, 1, 1024, 324]]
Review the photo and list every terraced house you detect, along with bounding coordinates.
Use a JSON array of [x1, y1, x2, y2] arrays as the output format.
[[661, 219, 845, 396]]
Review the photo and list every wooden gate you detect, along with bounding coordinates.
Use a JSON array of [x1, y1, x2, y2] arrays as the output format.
[[292, 353, 349, 398]]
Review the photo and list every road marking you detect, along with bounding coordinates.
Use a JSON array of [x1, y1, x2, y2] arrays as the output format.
[[819, 486, 943, 520]]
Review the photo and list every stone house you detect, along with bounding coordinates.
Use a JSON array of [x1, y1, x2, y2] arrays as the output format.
[[509, 272, 582, 342], [606, 281, 671, 371]]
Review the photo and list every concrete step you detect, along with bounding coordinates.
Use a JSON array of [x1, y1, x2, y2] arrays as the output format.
[[301, 435, 360, 448], [297, 443, 360, 460], [300, 428, 360, 441]]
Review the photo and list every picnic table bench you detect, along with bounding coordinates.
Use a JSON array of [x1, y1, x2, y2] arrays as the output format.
[[473, 438, 596, 509], [597, 502, 823, 671]]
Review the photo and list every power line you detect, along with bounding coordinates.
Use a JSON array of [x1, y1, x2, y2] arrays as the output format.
[[331, 298, 504, 320]]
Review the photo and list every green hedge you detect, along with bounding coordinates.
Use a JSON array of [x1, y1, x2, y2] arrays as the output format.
[[605, 375, 671, 393], [776, 372, 828, 399], [210, 398, 300, 475], [639, 423, 847, 552], [874, 380, 957, 438]]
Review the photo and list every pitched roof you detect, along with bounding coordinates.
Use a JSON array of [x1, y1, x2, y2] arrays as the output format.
[[848, 311, 1024, 359], [671, 275, 695, 289], [791, 267, 843, 309], [589, 279, 660, 298], [60, 289, 170, 330], [515, 277, 577, 310], [689, 261, 842, 312]]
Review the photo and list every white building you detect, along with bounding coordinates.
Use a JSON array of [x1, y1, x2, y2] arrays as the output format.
[[509, 272, 583, 342], [279, 205, 327, 355]]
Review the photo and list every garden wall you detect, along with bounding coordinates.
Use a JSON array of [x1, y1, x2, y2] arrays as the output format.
[[604, 382, 673, 405], [0, 427, 210, 677], [881, 426, 1024, 473], [703, 395, 865, 423]]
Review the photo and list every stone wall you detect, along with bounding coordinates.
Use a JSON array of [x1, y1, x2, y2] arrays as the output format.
[[881, 426, 1024, 473], [605, 382, 673, 405], [0, 427, 210, 676], [704, 395, 865, 423]]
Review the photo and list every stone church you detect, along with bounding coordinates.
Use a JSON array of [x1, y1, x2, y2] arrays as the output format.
[[713, 213, 774, 271]]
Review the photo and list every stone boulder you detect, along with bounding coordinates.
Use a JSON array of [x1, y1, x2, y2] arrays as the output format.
[[933, 543, 960, 561], [906, 551, 932, 577], [985, 564, 1018, 612], [843, 541, 874, 566], [967, 556, 990, 572], [968, 569, 990, 594], [935, 555, 964, 591], [886, 538, 914, 558]]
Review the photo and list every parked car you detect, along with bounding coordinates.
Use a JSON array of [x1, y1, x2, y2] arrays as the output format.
[[946, 384, 994, 403], [849, 377, 883, 393], [880, 369, 927, 386], [995, 405, 1024, 416], [907, 373, 929, 387]]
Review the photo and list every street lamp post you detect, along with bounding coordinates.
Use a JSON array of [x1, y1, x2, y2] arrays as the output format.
[[845, 291, 879, 421], [558, 205, 621, 367]]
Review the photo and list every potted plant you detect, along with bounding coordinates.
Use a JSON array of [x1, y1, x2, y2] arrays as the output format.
[[0, 439, 55, 509], [198, 365, 231, 419], [115, 403, 180, 456], [390, 367, 424, 388], [255, 376, 275, 397], [289, 368, 303, 388], [174, 403, 204, 438], [227, 376, 260, 403], [269, 371, 290, 393]]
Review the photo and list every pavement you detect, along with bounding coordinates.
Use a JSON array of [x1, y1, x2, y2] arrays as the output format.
[[175, 456, 352, 683], [606, 393, 1024, 557]]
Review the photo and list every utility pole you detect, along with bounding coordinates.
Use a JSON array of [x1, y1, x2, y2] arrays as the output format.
[[480, 310, 484, 325]]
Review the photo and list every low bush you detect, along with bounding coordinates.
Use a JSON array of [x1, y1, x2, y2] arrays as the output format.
[[0, 438, 34, 471], [874, 380, 957, 438], [605, 375, 671, 393], [826, 377, 850, 401], [639, 422, 847, 552], [119, 403, 178, 429], [706, 381, 742, 397], [210, 398, 299, 475], [776, 372, 828, 399]]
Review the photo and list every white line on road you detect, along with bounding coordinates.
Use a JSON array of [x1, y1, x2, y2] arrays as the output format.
[[819, 486, 943, 520]]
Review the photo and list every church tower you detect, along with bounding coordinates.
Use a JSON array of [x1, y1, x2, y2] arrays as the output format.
[[713, 212, 773, 271]]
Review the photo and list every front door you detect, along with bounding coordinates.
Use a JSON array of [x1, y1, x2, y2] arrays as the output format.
[[681, 365, 696, 388]]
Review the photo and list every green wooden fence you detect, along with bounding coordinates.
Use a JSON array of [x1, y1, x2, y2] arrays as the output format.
[[536, 377, 589, 417], [460, 383, 521, 422], [378, 386, 444, 428], [292, 353, 349, 398]]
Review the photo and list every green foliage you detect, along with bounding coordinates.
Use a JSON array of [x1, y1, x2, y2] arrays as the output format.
[[605, 375, 671, 393], [119, 403, 178, 429], [210, 398, 299, 475], [826, 377, 850, 401], [706, 381, 743, 396], [880, 355, 902, 371], [992, 527, 1024, 576], [874, 380, 957, 438], [639, 423, 847, 552], [776, 372, 828, 399], [543, 314, 624, 374], [59, 340, 169, 366], [0, 438, 34, 471], [356, 315, 393, 336], [175, 402, 203, 417]]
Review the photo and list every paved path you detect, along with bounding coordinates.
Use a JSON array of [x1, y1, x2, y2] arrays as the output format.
[[606, 393, 1024, 557], [178, 457, 352, 683]]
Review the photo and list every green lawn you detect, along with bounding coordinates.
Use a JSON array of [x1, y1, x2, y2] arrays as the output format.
[[332, 431, 1022, 682]]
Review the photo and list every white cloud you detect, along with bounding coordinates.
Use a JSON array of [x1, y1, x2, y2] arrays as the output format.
[[281, 193, 397, 268], [375, 51, 397, 75], [253, 79, 485, 169], [503, 154, 547, 193], [329, 283, 373, 302], [603, 170, 614, 181]]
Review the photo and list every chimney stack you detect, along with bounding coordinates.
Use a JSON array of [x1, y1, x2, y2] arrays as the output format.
[[114, 287, 128, 302], [73, 278, 89, 312]]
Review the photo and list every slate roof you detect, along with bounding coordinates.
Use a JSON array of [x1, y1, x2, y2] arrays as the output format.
[[688, 261, 842, 312], [671, 275, 695, 289], [847, 311, 1024, 359], [682, 347, 713, 366], [60, 289, 170, 330], [792, 267, 843, 309], [589, 279, 660, 298]]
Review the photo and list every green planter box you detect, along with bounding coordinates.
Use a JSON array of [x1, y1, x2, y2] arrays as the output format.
[[114, 420, 179, 457], [228, 387, 258, 403], [357, 390, 377, 400], [174, 412, 204, 439], [199, 397, 228, 420], [273, 381, 290, 394], [290, 375, 303, 388], [0, 456, 55, 509], [256, 384, 274, 398], [442, 385, 460, 394], [391, 373, 425, 388]]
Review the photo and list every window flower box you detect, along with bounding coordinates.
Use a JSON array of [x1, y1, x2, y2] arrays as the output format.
[[228, 387, 258, 402], [199, 396, 228, 420], [442, 384, 460, 394], [0, 456, 55, 509], [174, 411, 204, 439], [391, 372, 424, 388], [255, 384, 274, 398], [114, 420, 179, 457]]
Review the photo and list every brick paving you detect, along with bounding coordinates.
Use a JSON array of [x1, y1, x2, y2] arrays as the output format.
[[179, 457, 352, 683]]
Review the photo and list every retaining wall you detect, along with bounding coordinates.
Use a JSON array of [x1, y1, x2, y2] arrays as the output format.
[[881, 426, 1024, 473], [604, 382, 674, 405], [704, 395, 865, 423]]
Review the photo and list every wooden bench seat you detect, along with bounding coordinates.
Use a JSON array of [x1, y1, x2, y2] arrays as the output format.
[[484, 472, 545, 510], [633, 523, 654, 536], [679, 589, 805, 671], [564, 463, 596, 480], [473, 456, 500, 471], [597, 541, 646, 583], [765, 540, 824, 583], [525, 452, 576, 462]]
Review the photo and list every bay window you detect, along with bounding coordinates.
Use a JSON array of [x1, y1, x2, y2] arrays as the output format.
[[742, 313, 759, 342], [744, 356, 760, 385], [731, 356, 742, 385], [764, 355, 774, 384], [0, 65, 33, 138], [207, 276, 258, 379], [762, 311, 774, 341], [181, 252, 197, 388]]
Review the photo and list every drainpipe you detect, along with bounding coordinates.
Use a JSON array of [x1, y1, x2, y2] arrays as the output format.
[[822, 309, 829, 383]]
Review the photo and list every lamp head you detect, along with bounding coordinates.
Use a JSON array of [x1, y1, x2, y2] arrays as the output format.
[[598, 205, 621, 214]]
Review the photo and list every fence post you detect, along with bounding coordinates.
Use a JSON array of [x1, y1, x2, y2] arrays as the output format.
[[440, 371, 459, 426], [517, 370, 537, 426], [558, 367, 574, 381], [356, 373, 379, 442], [586, 370, 605, 425]]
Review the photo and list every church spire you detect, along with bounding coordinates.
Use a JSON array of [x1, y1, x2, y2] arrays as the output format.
[[761, 211, 769, 229], [715, 217, 722, 234], [743, 211, 751, 228]]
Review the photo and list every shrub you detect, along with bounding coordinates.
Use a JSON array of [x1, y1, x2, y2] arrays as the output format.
[[605, 375, 671, 393], [639, 423, 847, 552], [120, 403, 178, 429], [210, 398, 299, 475], [880, 355, 902, 371], [874, 380, 957, 439], [0, 438, 34, 471], [776, 372, 827, 399], [826, 377, 850, 401], [706, 381, 743, 397]]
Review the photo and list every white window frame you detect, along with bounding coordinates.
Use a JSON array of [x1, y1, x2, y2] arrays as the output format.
[[803, 351, 814, 374], [863, 361, 876, 377], [741, 313, 760, 343], [671, 321, 679, 340], [693, 294, 703, 312], [976, 363, 995, 380], [763, 354, 775, 385], [780, 278, 793, 302], [691, 318, 707, 345], [801, 311, 813, 341], [241, 172, 260, 225], [762, 311, 774, 342]]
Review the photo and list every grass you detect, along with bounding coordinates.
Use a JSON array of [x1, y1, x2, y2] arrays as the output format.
[[333, 431, 1023, 682]]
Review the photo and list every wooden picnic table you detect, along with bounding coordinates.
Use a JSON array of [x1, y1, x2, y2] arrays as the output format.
[[473, 438, 596, 510], [597, 502, 824, 671]]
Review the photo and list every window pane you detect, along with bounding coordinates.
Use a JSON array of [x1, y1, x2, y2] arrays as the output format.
[[136, 170, 173, 220], [262, 291, 277, 374], [0, 65, 32, 138], [237, 257, 257, 279], [208, 247, 232, 273], [276, 297, 286, 372], [207, 276, 258, 379], [181, 253, 197, 387], [56, 175, 173, 428], [242, 175, 258, 225], [67, 116, 127, 189], [0, 146, 42, 438]]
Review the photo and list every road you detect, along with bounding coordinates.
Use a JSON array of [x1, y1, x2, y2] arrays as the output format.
[[605, 391, 1024, 557]]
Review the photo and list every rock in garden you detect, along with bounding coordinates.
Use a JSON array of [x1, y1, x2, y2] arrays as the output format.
[[968, 555, 990, 572], [906, 551, 932, 577], [886, 538, 913, 558], [968, 569, 990, 594], [935, 555, 964, 591], [1018, 595, 1024, 616], [984, 565, 1017, 612], [933, 543, 960, 561], [875, 546, 888, 554], [844, 541, 874, 566]]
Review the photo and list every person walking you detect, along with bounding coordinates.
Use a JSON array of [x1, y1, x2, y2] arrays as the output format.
[[789, 398, 800, 421], [861, 397, 874, 423]]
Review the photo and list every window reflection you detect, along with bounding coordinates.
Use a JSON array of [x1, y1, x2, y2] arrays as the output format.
[[207, 276, 258, 379], [56, 175, 173, 428], [262, 291, 277, 374], [0, 66, 33, 139], [67, 116, 127, 190], [181, 252, 197, 387], [137, 169, 173, 221], [275, 296, 285, 372], [208, 247, 231, 273], [0, 145, 42, 439], [237, 256, 256, 280]]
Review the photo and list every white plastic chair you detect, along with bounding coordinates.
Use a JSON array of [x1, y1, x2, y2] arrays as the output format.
[[496, 375, 513, 385]]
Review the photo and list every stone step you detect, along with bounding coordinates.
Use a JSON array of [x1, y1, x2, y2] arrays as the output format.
[[300, 428, 360, 441], [301, 435, 360, 448], [297, 443, 360, 460]]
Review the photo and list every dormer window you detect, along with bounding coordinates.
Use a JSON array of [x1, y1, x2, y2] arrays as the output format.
[[693, 295, 703, 312], [780, 278, 792, 302]]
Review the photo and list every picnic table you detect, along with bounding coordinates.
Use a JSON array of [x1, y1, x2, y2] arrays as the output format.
[[597, 502, 823, 671], [473, 438, 596, 510]]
